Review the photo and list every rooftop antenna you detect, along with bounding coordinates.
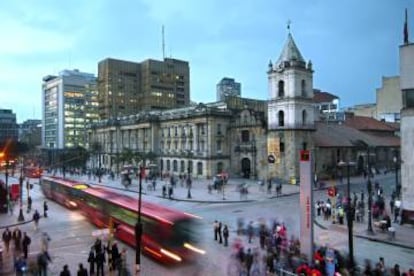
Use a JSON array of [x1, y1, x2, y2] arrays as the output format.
[[162, 25, 166, 60], [287, 19, 291, 33]]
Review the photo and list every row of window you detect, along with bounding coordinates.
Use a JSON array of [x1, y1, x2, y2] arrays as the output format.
[[277, 79, 307, 97]]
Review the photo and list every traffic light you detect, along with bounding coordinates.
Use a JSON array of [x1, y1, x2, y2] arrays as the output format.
[[327, 186, 336, 197]]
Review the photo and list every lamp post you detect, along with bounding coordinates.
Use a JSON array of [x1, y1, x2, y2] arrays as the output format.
[[135, 166, 144, 274], [367, 148, 374, 235], [187, 167, 192, 199], [338, 160, 355, 271], [17, 157, 25, 222], [393, 156, 400, 197], [4, 157, 9, 214]]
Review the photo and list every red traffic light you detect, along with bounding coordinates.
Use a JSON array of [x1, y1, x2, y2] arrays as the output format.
[[327, 187, 336, 197]]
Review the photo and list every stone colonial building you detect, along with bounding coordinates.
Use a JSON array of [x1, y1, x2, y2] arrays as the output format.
[[87, 97, 268, 179]]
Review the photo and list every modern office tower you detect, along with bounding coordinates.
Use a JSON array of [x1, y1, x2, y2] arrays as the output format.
[[42, 69, 97, 149], [0, 109, 18, 144], [216, 77, 241, 101], [97, 57, 190, 120]]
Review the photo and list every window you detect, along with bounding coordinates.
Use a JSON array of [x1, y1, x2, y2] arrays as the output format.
[[217, 124, 222, 135], [180, 160, 185, 173], [302, 110, 307, 125], [278, 111, 285, 127], [166, 160, 171, 171], [278, 80, 285, 97], [173, 160, 178, 172], [217, 140, 222, 152], [241, 130, 250, 143], [280, 142, 285, 153], [301, 80, 306, 97], [303, 142, 307, 150], [197, 162, 203, 175]]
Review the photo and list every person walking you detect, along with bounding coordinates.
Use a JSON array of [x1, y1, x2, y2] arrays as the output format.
[[33, 209, 41, 231], [60, 264, 71, 276], [95, 249, 106, 276], [22, 232, 31, 259], [87, 248, 96, 276], [27, 195, 32, 213], [77, 263, 88, 276], [214, 220, 219, 241], [41, 232, 51, 252], [37, 250, 52, 276], [2, 227, 12, 253], [43, 201, 49, 217], [12, 226, 22, 253], [218, 221, 223, 244], [223, 224, 229, 247]]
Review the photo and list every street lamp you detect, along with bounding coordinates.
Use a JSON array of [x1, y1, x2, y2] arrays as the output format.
[[187, 167, 192, 199], [17, 157, 25, 222], [393, 155, 400, 197], [337, 160, 355, 271], [366, 148, 374, 235], [135, 166, 144, 274]]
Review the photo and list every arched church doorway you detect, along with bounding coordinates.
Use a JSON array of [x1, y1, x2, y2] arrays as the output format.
[[241, 158, 251, 178]]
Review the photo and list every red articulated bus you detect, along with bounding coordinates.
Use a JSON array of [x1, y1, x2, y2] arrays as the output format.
[[24, 166, 43, 178], [40, 176, 205, 263]]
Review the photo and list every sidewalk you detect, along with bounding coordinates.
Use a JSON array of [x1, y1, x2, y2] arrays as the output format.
[[69, 173, 302, 203]]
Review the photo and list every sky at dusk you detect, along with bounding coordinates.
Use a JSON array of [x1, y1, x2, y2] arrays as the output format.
[[0, 0, 411, 123]]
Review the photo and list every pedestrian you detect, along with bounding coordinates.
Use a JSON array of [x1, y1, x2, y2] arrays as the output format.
[[223, 224, 229, 246], [218, 221, 223, 244], [245, 248, 253, 274], [37, 250, 52, 276], [213, 220, 218, 241], [111, 241, 120, 271], [168, 185, 173, 199], [394, 198, 401, 223], [22, 232, 31, 259], [43, 201, 49, 217], [77, 263, 88, 276], [33, 209, 41, 231], [87, 248, 96, 275], [41, 232, 51, 252], [14, 255, 27, 276], [95, 250, 106, 276], [247, 221, 254, 243], [27, 195, 32, 213], [60, 264, 71, 276], [12, 226, 22, 253], [2, 227, 12, 253], [393, 263, 401, 276]]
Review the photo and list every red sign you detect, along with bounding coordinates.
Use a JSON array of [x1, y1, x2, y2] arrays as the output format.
[[300, 150, 310, 162]]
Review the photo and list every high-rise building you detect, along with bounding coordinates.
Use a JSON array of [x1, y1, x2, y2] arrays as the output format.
[[42, 69, 97, 149], [0, 109, 18, 144], [19, 119, 41, 147], [216, 77, 241, 101], [98, 57, 190, 120]]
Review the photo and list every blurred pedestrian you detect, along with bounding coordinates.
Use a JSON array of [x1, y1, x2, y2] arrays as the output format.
[[12, 226, 22, 252], [22, 232, 31, 259], [223, 224, 229, 247], [214, 220, 218, 241], [14, 255, 27, 276], [33, 209, 41, 231], [87, 248, 95, 275], [43, 201, 49, 217], [247, 221, 254, 243], [27, 195, 32, 213], [393, 263, 401, 276], [60, 264, 71, 276], [41, 232, 51, 252], [77, 263, 88, 276], [2, 227, 11, 253], [37, 250, 52, 276], [218, 221, 223, 244], [96, 249, 105, 276]]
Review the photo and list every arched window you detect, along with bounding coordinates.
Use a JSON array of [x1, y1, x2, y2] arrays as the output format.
[[160, 159, 164, 171], [301, 79, 306, 97], [278, 110, 285, 127], [166, 160, 171, 171], [180, 160, 185, 172], [197, 162, 203, 175], [173, 160, 178, 172], [278, 80, 285, 97], [302, 109, 307, 125]]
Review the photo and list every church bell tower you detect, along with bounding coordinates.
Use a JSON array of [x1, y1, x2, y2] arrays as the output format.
[[267, 29, 316, 182]]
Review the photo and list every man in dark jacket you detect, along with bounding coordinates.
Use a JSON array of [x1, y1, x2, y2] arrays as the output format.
[[95, 250, 105, 276], [22, 232, 31, 259], [77, 263, 88, 276], [2, 227, 12, 253]]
